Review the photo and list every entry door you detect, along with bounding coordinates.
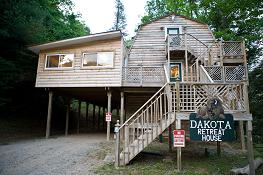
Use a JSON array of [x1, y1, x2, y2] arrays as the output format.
[[170, 63, 182, 82]]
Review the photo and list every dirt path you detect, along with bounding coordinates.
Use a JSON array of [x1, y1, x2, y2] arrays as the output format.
[[0, 134, 110, 175]]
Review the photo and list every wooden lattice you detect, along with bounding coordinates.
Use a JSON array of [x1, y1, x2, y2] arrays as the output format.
[[204, 66, 223, 82], [225, 66, 246, 81], [171, 83, 245, 112], [222, 42, 243, 56], [168, 35, 184, 47], [122, 66, 164, 83]]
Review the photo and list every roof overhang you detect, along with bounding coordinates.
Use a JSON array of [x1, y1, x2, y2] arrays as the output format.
[[28, 31, 122, 53]]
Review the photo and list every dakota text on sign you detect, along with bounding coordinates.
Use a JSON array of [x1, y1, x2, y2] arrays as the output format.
[[189, 113, 235, 142]]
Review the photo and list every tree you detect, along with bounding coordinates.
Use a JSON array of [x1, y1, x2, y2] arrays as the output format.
[[140, 0, 263, 140], [110, 0, 127, 34], [0, 0, 90, 118]]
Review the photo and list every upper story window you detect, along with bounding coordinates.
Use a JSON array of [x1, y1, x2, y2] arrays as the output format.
[[45, 54, 74, 68], [82, 52, 114, 67], [167, 28, 179, 35]]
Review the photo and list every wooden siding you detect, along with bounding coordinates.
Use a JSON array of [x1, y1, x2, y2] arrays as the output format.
[[128, 15, 219, 66], [36, 38, 123, 87]]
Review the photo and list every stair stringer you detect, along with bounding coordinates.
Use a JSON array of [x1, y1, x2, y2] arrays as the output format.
[[120, 113, 175, 165]]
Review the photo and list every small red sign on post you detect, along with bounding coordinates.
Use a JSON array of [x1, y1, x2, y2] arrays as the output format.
[[173, 130, 185, 147], [105, 112, 112, 122]]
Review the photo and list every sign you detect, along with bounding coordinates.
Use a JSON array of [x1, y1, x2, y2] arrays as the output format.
[[105, 112, 111, 122], [189, 113, 235, 142], [173, 130, 185, 147]]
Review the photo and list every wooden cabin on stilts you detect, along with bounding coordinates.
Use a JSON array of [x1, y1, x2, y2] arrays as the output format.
[[29, 14, 254, 174]]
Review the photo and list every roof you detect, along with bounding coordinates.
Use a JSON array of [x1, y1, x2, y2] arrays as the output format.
[[28, 30, 122, 53], [139, 13, 207, 28]]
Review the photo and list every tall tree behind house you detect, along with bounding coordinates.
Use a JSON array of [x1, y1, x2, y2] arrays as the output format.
[[0, 0, 90, 118], [110, 0, 127, 35]]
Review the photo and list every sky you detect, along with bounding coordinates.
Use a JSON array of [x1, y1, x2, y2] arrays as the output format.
[[71, 0, 148, 37]]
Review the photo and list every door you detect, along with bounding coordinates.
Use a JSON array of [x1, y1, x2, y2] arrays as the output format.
[[167, 28, 180, 46], [170, 63, 182, 82]]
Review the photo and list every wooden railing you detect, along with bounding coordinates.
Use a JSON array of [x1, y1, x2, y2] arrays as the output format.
[[170, 83, 246, 112], [203, 66, 247, 82], [221, 41, 244, 57], [117, 83, 174, 165], [199, 65, 214, 83], [122, 66, 165, 86]]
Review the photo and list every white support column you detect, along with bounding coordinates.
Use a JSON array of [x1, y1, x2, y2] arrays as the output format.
[[107, 91, 112, 141], [46, 91, 53, 139]]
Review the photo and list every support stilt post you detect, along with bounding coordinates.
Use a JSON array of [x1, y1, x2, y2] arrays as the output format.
[[247, 121, 255, 175], [176, 119, 182, 171], [107, 91, 112, 141], [115, 120, 120, 167], [120, 91, 124, 139], [98, 106, 101, 130], [86, 102, 89, 128], [65, 98, 70, 136], [46, 91, 53, 139], [77, 100, 81, 134], [239, 121, 246, 150], [93, 104, 95, 130]]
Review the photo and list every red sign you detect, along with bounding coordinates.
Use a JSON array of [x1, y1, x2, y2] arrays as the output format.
[[173, 130, 185, 147], [105, 112, 112, 122]]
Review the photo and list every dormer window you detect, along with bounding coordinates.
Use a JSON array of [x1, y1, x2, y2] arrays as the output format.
[[45, 54, 74, 69]]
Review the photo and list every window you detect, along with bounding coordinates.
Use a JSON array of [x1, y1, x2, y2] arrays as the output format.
[[46, 54, 74, 68], [167, 28, 179, 35], [83, 52, 114, 67]]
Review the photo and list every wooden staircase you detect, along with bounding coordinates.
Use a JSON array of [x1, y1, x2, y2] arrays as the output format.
[[117, 83, 175, 165]]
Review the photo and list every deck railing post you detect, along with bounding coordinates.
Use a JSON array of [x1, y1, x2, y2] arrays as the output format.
[[115, 120, 120, 167]]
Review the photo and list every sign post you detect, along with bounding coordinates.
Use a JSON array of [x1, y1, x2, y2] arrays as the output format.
[[106, 112, 111, 141]]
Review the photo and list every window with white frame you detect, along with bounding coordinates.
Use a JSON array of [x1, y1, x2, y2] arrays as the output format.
[[45, 54, 74, 68], [82, 52, 114, 67]]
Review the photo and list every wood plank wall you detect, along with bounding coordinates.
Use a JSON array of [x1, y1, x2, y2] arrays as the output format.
[[128, 15, 219, 66], [36, 38, 123, 87]]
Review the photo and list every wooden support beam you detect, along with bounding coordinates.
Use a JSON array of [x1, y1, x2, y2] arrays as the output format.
[[102, 107, 106, 129], [120, 92, 124, 125], [98, 106, 101, 130], [247, 121, 255, 175], [184, 33, 188, 82], [217, 141, 221, 156], [46, 91, 53, 139], [65, 98, 70, 136], [239, 121, 246, 150], [77, 100, 81, 134], [176, 119, 182, 171], [169, 125, 172, 152], [86, 102, 89, 122], [107, 91, 112, 141], [93, 104, 96, 130]]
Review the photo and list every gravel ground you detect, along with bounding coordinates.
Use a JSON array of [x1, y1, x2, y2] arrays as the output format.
[[0, 134, 109, 175]]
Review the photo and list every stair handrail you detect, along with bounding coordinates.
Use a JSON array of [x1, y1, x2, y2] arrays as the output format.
[[200, 65, 214, 83], [163, 63, 170, 83], [118, 82, 169, 131]]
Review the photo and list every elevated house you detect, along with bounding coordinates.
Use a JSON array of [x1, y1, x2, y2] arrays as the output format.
[[29, 14, 252, 166]]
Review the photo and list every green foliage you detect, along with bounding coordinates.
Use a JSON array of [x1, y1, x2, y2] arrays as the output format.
[[110, 0, 127, 35], [0, 0, 90, 118], [141, 0, 263, 141], [249, 61, 263, 142]]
